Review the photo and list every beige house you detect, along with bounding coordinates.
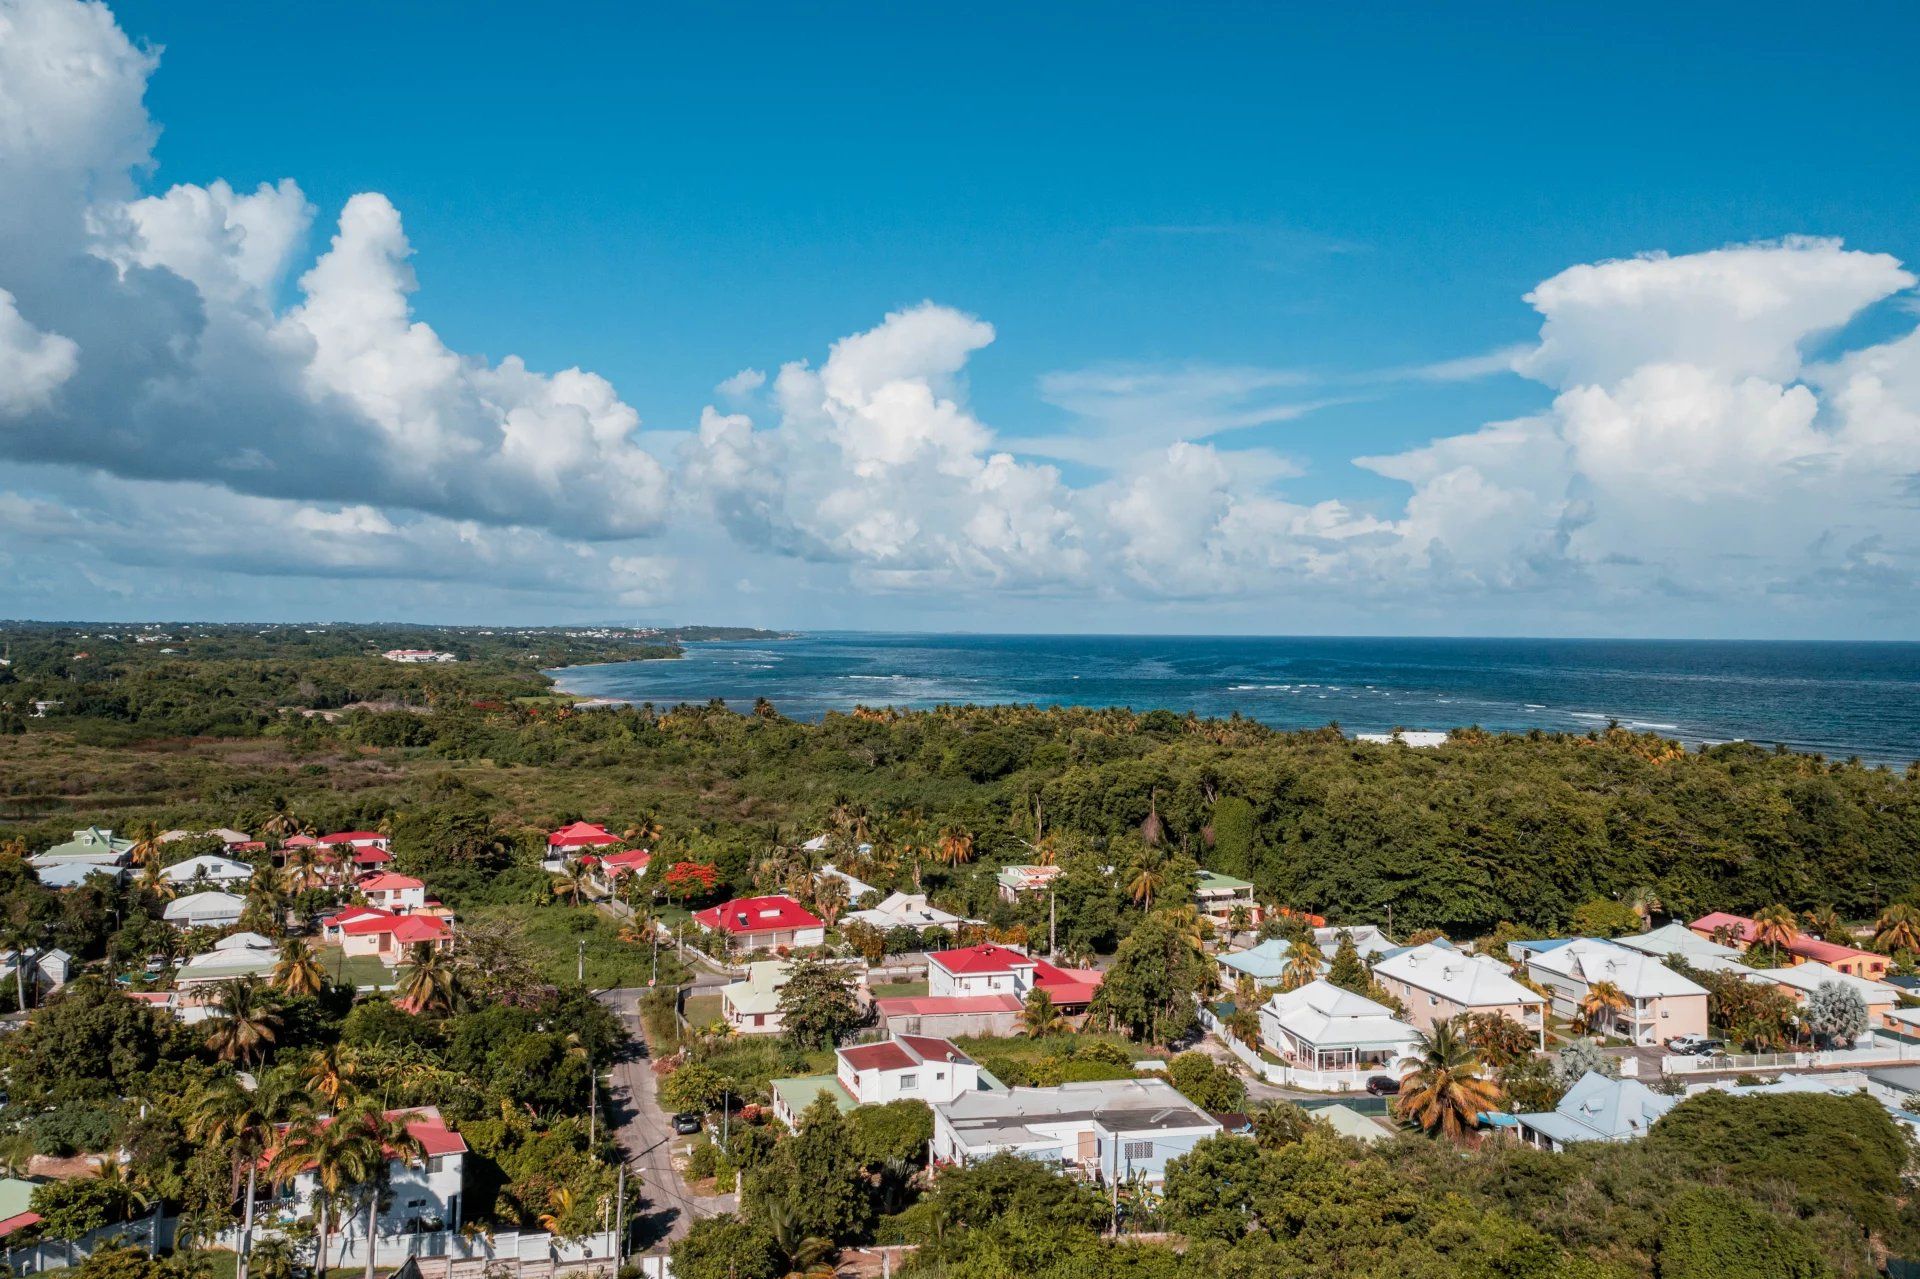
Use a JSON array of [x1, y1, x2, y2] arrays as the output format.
[[1523, 938, 1709, 1047], [1371, 942, 1545, 1047]]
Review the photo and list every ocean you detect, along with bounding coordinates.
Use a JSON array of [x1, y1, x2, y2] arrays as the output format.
[[549, 633, 1920, 768]]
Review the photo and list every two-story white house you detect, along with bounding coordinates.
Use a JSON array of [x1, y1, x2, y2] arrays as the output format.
[[837, 1034, 982, 1106], [164, 890, 248, 930], [927, 942, 1102, 1014], [271, 1106, 466, 1236], [358, 872, 428, 913]]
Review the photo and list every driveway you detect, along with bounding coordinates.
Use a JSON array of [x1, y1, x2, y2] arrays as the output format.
[[598, 987, 739, 1249]]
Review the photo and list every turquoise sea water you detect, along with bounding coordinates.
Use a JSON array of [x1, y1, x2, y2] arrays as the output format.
[[550, 633, 1920, 767]]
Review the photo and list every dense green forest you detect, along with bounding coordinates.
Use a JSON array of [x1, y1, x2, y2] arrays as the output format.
[[3, 623, 1917, 935]]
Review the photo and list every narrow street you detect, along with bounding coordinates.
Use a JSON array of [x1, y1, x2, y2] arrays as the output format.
[[597, 986, 738, 1250]]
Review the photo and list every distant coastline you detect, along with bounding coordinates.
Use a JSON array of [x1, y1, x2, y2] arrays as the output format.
[[543, 632, 1920, 768]]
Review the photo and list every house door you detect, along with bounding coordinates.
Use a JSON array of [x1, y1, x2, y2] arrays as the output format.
[[1077, 1130, 1097, 1168]]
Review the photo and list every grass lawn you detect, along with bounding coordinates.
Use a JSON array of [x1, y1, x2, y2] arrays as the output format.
[[684, 993, 723, 1026], [869, 980, 928, 998], [315, 944, 395, 988], [466, 902, 687, 989]]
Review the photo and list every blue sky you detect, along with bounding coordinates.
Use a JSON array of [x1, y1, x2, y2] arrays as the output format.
[[2, 0, 1919, 635]]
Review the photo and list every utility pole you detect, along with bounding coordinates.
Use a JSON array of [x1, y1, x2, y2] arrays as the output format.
[[577, 937, 586, 984], [1049, 887, 1057, 960], [650, 928, 659, 987], [613, 1161, 626, 1271], [587, 1050, 596, 1147]]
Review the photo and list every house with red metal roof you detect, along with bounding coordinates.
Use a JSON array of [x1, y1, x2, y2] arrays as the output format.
[[325, 907, 453, 960], [769, 1033, 990, 1127], [692, 895, 826, 953], [359, 871, 427, 912], [594, 847, 652, 885], [549, 821, 622, 851], [1688, 912, 1891, 979], [927, 942, 1104, 1011], [269, 1106, 466, 1234], [319, 831, 390, 850]]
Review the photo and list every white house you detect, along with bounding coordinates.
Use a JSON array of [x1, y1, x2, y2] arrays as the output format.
[[164, 890, 248, 930], [272, 1106, 467, 1235], [719, 959, 870, 1036], [1515, 1071, 1676, 1151], [1745, 961, 1903, 1033], [1314, 925, 1397, 961], [1257, 979, 1419, 1090], [160, 854, 256, 888], [927, 943, 1102, 1012], [1372, 942, 1546, 1046], [843, 892, 970, 933], [1523, 938, 1709, 1047], [1614, 922, 1744, 966], [358, 872, 428, 912], [837, 1034, 982, 1106], [932, 1078, 1221, 1187], [0, 948, 72, 1003], [994, 864, 1063, 902]]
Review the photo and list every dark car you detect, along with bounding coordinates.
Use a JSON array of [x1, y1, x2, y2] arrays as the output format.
[[672, 1111, 704, 1135], [1365, 1075, 1401, 1096]]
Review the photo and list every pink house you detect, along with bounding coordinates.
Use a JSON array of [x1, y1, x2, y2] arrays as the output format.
[[1688, 912, 1891, 979]]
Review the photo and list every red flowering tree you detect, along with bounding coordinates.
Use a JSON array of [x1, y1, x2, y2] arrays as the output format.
[[663, 860, 719, 906]]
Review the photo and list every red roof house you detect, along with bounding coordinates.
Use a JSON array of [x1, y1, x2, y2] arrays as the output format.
[[927, 942, 1103, 1010], [320, 831, 390, 848], [692, 895, 826, 952], [1688, 912, 1890, 978], [598, 848, 652, 879], [549, 821, 621, 849]]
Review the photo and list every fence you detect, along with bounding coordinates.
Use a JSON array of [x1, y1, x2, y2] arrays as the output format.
[[7, 1213, 174, 1275], [1199, 1006, 1392, 1095], [1660, 1032, 1920, 1076]]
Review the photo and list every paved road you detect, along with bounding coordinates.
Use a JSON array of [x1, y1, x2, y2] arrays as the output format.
[[598, 986, 738, 1249]]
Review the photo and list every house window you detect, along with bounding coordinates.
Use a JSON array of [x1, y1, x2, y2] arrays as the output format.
[[900, 1074, 918, 1090], [1427, 994, 1438, 1006], [1123, 1140, 1153, 1161]]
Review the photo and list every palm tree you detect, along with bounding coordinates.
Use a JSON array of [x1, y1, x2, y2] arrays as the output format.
[[1225, 903, 1253, 939], [1, 911, 45, 1013], [346, 1106, 426, 1279], [550, 861, 592, 907], [536, 1185, 577, 1235], [137, 860, 177, 903], [1394, 1017, 1501, 1142], [274, 938, 327, 998], [762, 1199, 836, 1279], [303, 1043, 363, 1105], [205, 978, 284, 1067], [1752, 903, 1798, 950], [394, 942, 459, 1016], [128, 820, 165, 869], [814, 876, 850, 927], [1576, 980, 1629, 1036], [0, 836, 27, 863], [267, 1105, 383, 1275], [1874, 903, 1920, 955], [1018, 987, 1066, 1037], [190, 1075, 314, 1279], [1280, 937, 1321, 991], [1125, 851, 1166, 910], [259, 798, 301, 841], [285, 845, 324, 893], [934, 827, 974, 869], [1802, 904, 1844, 943], [620, 817, 663, 848]]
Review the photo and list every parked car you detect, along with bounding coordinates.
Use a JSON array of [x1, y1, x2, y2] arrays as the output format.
[[1664, 1034, 1724, 1056], [1365, 1074, 1401, 1096], [672, 1111, 705, 1134]]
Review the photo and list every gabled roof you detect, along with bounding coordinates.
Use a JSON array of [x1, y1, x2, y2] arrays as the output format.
[[164, 890, 248, 919], [1615, 922, 1742, 961], [693, 896, 824, 935], [840, 1033, 975, 1075], [600, 848, 652, 870], [320, 831, 387, 844], [1749, 961, 1898, 1003], [1261, 978, 1417, 1050], [360, 872, 424, 892], [349, 848, 394, 865], [1529, 939, 1708, 999], [391, 915, 451, 944], [930, 943, 1036, 977], [1373, 942, 1543, 1008], [159, 854, 255, 882], [548, 821, 621, 847], [1516, 1070, 1675, 1144]]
